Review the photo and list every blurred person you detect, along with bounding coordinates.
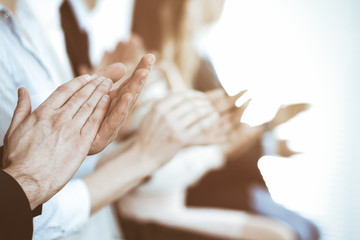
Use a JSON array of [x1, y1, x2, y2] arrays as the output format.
[[1, 3, 224, 240], [55, 0, 305, 239], [57, 1, 285, 239], [113, 0, 320, 240], [35, 1, 312, 240]]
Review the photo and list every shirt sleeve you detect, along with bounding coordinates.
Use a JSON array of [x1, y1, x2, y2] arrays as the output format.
[[0, 170, 33, 240], [32, 179, 91, 240]]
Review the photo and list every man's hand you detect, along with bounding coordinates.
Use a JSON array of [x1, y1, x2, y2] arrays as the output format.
[[88, 54, 156, 154], [2, 75, 113, 210]]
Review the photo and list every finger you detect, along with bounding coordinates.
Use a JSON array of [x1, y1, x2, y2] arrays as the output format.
[[81, 95, 110, 139], [114, 54, 155, 95], [8, 88, 31, 134], [158, 91, 206, 113], [231, 98, 252, 123], [122, 68, 149, 108], [108, 54, 155, 112], [73, 78, 113, 126], [108, 69, 148, 114], [168, 96, 212, 120], [96, 63, 127, 83], [285, 103, 310, 114], [206, 88, 226, 104], [215, 99, 251, 132], [212, 89, 247, 114], [230, 89, 248, 105], [106, 93, 133, 128], [132, 54, 156, 72], [179, 104, 218, 130], [45, 74, 93, 109], [62, 76, 109, 117], [93, 93, 134, 149]]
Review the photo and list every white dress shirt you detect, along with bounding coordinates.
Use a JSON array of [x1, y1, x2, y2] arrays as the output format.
[[0, 4, 94, 239]]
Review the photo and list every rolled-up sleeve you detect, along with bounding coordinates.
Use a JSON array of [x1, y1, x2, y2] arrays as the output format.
[[32, 179, 91, 240]]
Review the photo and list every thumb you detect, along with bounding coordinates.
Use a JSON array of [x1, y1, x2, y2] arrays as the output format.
[[8, 88, 31, 134]]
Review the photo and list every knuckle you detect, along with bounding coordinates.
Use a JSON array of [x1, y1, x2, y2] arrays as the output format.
[[73, 91, 88, 100], [88, 116, 100, 126], [57, 84, 71, 95], [78, 75, 90, 83], [82, 101, 94, 111], [65, 100, 75, 110], [33, 108, 46, 120], [51, 112, 67, 127]]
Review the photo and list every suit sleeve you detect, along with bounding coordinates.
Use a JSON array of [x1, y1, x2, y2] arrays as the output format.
[[0, 170, 33, 240]]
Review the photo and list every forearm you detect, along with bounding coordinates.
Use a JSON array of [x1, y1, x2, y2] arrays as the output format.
[[84, 142, 163, 214]]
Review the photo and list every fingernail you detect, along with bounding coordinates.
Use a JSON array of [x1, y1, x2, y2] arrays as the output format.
[[83, 74, 92, 82], [101, 95, 109, 102]]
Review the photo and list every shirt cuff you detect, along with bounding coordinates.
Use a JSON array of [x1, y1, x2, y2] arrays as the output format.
[[32, 179, 91, 240], [262, 130, 278, 156]]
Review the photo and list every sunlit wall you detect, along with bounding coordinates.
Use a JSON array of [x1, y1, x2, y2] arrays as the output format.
[[202, 0, 360, 239]]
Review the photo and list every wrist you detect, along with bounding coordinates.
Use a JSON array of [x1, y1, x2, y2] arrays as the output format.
[[130, 142, 161, 173], [131, 141, 178, 173], [3, 166, 44, 210]]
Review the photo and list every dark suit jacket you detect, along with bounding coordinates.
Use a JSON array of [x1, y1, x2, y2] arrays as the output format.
[[0, 170, 33, 240], [0, 146, 42, 239]]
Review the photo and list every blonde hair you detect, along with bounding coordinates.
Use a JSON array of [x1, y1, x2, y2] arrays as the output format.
[[132, 0, 224, 89]]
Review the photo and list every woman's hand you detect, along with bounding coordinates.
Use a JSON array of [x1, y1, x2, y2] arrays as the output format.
[[188, 88, 251, 146], [134, 91, 219, 166]]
